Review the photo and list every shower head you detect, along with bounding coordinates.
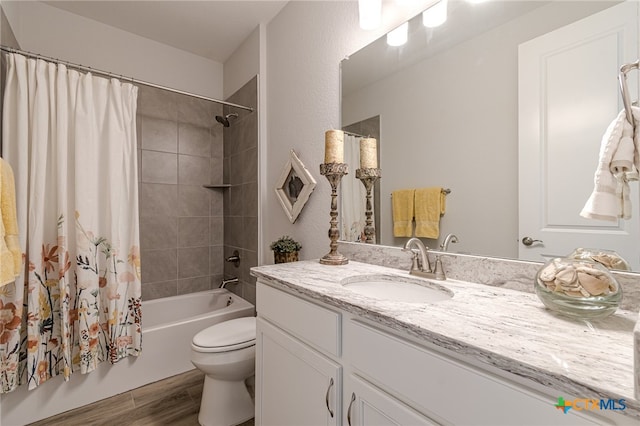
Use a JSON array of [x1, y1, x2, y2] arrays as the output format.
[[215, 113, 239, 127]]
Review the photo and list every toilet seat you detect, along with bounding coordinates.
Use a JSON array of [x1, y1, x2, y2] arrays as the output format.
[[192, 317, 256, 353]]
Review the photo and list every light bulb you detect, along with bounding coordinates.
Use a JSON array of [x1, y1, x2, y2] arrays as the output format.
[[422, 0, 448, 28], [387, 22, 409, 46], [359, 0, 382, 30]]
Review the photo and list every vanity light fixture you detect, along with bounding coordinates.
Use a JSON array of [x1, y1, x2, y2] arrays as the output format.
[[359, 0, 382, 30], [422, 0, 448, 28], [387, 22, 409, 46]]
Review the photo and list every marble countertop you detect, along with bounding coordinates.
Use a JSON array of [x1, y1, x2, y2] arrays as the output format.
[[251, 260, 640, 420]]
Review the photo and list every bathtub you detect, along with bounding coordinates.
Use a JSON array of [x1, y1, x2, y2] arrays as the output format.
[[1, 289, 255, 425]]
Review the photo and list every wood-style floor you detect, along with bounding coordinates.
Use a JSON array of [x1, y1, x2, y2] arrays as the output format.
[[28, 369, 255, 426]]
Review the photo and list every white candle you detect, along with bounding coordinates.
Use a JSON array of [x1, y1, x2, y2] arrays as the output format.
[[360, 137, 377, 168], [324, 130, 344, 163]]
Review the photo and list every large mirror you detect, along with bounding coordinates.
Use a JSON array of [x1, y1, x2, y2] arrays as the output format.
[[341, 0, 640, 270]]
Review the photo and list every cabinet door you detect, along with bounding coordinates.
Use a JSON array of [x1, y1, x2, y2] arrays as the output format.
[[344, 375, 436, 426], [256, 318, 341, 426]]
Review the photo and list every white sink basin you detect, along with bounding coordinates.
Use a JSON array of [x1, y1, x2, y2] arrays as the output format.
[[340, 275, 453, 303]]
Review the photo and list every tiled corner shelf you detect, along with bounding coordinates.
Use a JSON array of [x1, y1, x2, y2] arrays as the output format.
[[203, 184, 232, 189]]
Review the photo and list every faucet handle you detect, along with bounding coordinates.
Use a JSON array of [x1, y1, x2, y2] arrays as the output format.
[[433, 256, 446, 280], [409, 251, 420, 272]]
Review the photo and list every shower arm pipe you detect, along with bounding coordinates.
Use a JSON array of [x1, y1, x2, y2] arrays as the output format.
[[619, 60, 639, 125], [0, 45, 255, 112]]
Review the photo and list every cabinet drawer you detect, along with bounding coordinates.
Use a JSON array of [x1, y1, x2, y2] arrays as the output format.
[[345, 320, 608, 425], [257, 281, 341, 357]]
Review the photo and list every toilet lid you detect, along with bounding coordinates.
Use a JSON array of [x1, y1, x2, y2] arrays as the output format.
[[192, 317, 256, 352]]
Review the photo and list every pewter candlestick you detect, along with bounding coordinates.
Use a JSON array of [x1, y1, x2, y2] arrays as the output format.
[[319, 163, 349, 265], [356, 168, 381, 244]]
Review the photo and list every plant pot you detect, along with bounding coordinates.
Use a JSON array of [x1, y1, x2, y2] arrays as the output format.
[[274, 251, 299, 264]]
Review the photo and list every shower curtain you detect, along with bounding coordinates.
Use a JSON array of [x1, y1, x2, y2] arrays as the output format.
[[341, 134, 368, 242], [0, 52, 142, 392]]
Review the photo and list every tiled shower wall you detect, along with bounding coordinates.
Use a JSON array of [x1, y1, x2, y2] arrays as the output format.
[[137, 77, 258, 302], [137, 85, 226, 300], [223, 77, 258, 306]]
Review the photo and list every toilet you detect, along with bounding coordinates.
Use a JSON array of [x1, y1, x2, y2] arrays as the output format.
[[191, 317, 256, 426]]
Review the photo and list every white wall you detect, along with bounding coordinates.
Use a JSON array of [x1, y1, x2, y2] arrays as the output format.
[[264, 1, 428, 261], [2, 1, 223, 98], [224, 25, 260, 99]]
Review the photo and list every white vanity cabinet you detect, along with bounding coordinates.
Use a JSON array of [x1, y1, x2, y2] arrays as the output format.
[[256, 279, 630, 426], [256, 283, 342, 426]]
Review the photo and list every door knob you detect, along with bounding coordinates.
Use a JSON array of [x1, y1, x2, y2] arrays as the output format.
[[521, 237, 543, 246]]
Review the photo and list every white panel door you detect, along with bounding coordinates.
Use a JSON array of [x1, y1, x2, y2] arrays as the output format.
[[256, 318, 341, 426], [518, 2, 640, 268], [344, 375, 436, 426]]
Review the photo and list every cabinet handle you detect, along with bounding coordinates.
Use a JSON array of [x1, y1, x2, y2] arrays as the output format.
[[347, 392, 356, 426], [325, 377, 334, 418]]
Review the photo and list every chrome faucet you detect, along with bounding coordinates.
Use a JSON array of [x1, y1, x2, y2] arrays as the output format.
[[404, 237, 448, 280], [440, 233, 459, 252], [403, 238, 434, 276], [220, 277, 239, 289]]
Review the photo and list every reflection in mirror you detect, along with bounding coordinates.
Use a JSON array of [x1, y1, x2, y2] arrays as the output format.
[[341, 117, 381, 243], [341, 0, 640, 270]]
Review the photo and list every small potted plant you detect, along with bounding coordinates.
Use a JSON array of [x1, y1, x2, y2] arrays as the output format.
[[270, 235, 302, 264]]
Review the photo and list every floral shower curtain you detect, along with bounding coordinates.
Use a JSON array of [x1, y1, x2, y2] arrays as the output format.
[[0, 52, 142, 392]]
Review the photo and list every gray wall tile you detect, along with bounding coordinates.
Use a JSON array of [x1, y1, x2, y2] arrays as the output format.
[[243, 182, 258, 218], [240, 148, 257, 184], [142, 280, 178, 301], [141, 249, 177, 283], [179, 124, 211, 157], [178, 246, 210, 279], [210, 190, 223, 217], [178, 217, 210, 248], [178, 276, 211, 295], [177, 94, 221, 127], [137, 85, 177, 121], [179, 155, 211, 186], [210, 245, 224, 275], [141, 150, 177, 184], [210, 157, 224, 185], [139, 183, 179, 217], [179, 185, 211, 217], [140, 216, 178, 250], [210, 217, 224, 245], [141, 116, 178, 153]]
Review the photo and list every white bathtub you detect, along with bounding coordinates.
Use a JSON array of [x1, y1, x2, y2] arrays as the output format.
[[1, 289, 255, 425]]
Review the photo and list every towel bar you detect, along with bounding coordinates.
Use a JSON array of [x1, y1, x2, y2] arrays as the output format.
[[391, 188, 450, 197], [619, 60, 639, 125]]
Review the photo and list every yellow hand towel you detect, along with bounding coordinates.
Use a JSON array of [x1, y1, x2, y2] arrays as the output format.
[[0, 158, 21, 286], [415, 187, 445, 239], [392, 189, 415, 237]]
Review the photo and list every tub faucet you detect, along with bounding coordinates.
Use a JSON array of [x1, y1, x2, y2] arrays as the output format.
[[220, 277, 239, 289], [440, 233, 459, 252]]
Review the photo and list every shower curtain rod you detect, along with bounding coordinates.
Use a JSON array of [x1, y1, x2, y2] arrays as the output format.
[[343, 130, 371, 138], [0, 45, 255, 112]]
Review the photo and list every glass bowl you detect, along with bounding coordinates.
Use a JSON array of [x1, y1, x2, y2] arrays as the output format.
[[535, 257, 622, 319], [566, 248, 631, 271]]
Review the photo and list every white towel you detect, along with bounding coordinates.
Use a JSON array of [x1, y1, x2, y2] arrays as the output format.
[[581, 107, 639, 221]]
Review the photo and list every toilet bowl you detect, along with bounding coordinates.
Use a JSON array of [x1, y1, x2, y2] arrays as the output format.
[[191, 317, 256, 426]]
